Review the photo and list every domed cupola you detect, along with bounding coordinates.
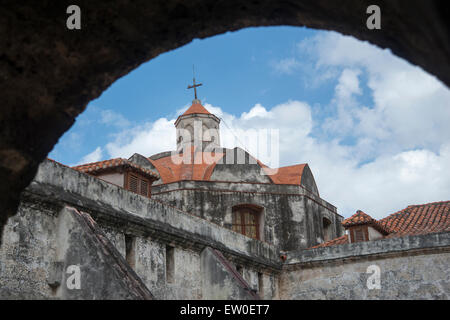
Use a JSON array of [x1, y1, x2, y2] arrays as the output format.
[[174, 76, 220, 151]]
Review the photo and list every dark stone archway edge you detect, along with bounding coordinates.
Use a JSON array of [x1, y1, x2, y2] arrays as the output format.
[[0, 0, 448, 240]]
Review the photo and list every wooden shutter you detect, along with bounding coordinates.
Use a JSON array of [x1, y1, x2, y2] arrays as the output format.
[[140, 179, 148, 197], [129, 174, 138, 193], [127, 172, 150, 197], [231, 208, 260, 240], [354, 229, 365, 242]]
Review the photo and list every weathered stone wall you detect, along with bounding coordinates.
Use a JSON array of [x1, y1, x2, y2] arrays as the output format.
[[1, 205, 153, 299], [0, 201, 59, 299], [0, 159, 280, 299], [280, 232, 450, 299], [201, 247, 260, 300], [2, 159, 447, 300], [151, 180, 343, 251]]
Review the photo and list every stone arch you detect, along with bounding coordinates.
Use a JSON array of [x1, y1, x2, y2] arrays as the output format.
[[322, 217, 332, 242], [1, 1, 448, 239]]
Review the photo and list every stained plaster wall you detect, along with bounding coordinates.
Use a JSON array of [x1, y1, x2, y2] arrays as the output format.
[[280, 232, 450, 300], [0, 159, 280, 299], [151, 180, 343, 251], [0, 204, 153, 299]]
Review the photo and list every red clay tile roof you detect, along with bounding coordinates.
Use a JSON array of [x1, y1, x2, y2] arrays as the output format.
[[342, 210, 375, 226], [379, 200, 450, 237], [72, 158, 160, 180], [310, 201, 450, 249], [260, 163, 307, 185], [342, 210, 389, 234], [150, 148, 310, 186], [258, 161, 308, 186], [181, 102, 211, 116], [311, 235, 349, 248], [148, 146, 225, 184]]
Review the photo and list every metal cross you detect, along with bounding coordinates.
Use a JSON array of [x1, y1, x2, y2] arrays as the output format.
[[187, 66, 202, 100]]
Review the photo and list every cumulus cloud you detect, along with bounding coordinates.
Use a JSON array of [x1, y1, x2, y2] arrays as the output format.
[[100, 109, 131, 128], [74, 31, 450, 219], [292, 31, 450, 217], [271, 58, 300, 74], [306, 32, 450, 155], [105, 118, 175, 158], [75, 146, 103, 166]]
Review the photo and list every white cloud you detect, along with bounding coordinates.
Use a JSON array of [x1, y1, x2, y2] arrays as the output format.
[[271, 58, 300, 74], [105, 118, 175, 158], [100, 109, 131, 128], [306, 32, 450, 154], [292, 31, 450, 217], [75, 147, 103, 166]]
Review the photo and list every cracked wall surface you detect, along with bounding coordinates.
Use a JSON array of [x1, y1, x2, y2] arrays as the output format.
[[280, 232, 450, 299], [0, 160, 280, 299]]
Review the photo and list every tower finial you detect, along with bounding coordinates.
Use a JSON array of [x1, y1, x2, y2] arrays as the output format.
[[187, 65, 202, 103]]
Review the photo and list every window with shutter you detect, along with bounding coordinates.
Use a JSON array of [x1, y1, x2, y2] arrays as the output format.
[[354, 229, 365, 242], [127, 173, 150, 197], [231, 206, 261, 240]]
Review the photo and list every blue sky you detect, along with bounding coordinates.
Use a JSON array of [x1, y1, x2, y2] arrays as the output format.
[[50, 26, 336, 165], [49, 26, 450, 218]]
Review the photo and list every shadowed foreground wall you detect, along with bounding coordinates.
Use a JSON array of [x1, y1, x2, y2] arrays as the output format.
[[0, 205, 153, 299], [0, 160, 279, 299]]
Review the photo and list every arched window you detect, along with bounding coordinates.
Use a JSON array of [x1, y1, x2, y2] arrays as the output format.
[[322, 217, 332, 242], [183, 124, 194, 143], [203, 125, 212, 141], [232, 205, 262, 240]]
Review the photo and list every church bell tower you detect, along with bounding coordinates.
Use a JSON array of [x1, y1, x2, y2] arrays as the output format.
[[174, 74, 220, 151]]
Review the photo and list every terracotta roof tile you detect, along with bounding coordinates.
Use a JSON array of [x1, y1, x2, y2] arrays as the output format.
[[148, 147, 225, 184], [310, 201, 450, 249], [181, 102, 211, 116], [310, 235, 349, 248], [258, 161, 307, 186], [72, 158, 160, 180], [342, 210, 375, 226], [150, 149, 309, 186], [342, 210, 390, 235], [264, 164, 306, 185], [379, 200, 450, 237]]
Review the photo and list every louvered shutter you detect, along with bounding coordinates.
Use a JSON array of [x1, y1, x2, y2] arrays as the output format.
[[354, 229, 365, 242], [140, 179, 148, 196], [129, 174, 138, 193]]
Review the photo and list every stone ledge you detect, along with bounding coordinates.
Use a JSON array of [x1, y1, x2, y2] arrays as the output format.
[[285, 232, 450, 268], [26, 160, 281, 270], [152, 180, 338, 214]]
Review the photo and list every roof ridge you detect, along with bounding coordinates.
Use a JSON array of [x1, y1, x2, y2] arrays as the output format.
[[180, 101, 211, 117], [72, 157, 124, 168], [310, 234, 349, 249], [409, 200, 450, 207], [73, 157, 159, 179], [275, 163, 307, 170]]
